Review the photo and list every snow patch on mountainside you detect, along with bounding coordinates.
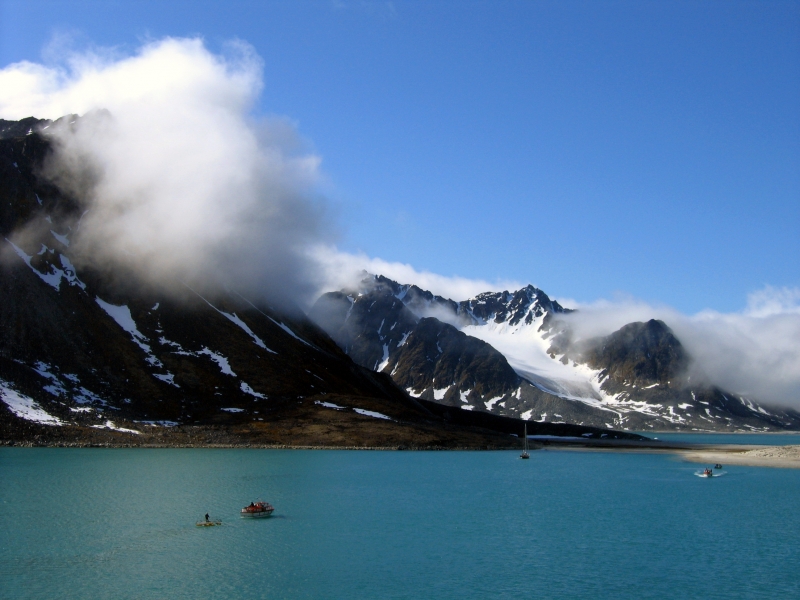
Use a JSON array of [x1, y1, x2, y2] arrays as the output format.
[[50, 230, 70, 246], [462, 316, 606, 403], [96, 298, 184, 385], [191, 288, 277, 353], [266, 315, 316, 349], [315, 400, 345, 410], [433, 386, 450, 400], [354, 408, 392, 420], [96, 298, 154, 356], [377, 344, 390, 371], [1, 381, 65, 425], [91, 420, 140, 434], [240, 381, 265, 399], [33, 361, 68, 396], [198, 348, 236, 376], [6, 240, 86, 291], [485, 396, 503, 410], [153, 373, 177, 386]]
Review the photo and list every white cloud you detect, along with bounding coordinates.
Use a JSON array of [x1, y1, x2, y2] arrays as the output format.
[[0, 37, 330, 306], [744, 285, 800, 318], [0, 37, 261, 121], [554, 286, 800, 408], [309, 245, 523, 302]]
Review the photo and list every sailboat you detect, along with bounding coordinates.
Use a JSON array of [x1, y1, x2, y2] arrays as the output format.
[[520, 423, 530, 459]]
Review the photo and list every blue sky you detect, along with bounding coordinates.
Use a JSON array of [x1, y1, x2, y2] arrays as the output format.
[[1, 0, 798, 313]]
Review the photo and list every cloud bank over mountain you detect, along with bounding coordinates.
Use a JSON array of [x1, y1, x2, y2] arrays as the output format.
[[308, 245, 524, 302], [550, 286, 800, 408], [1, 36, 797, 408], [0, 37, 331, 306]]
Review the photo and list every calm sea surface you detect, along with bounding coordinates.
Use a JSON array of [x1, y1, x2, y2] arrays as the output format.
[[2, 445, 799, 599]]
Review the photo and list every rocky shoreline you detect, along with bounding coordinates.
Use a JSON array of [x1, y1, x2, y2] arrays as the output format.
[[5, 428, 800, 469], [0, 417, 533, 450], [1, 441, 519, 450]]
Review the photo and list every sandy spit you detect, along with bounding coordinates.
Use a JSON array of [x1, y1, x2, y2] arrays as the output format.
[[679, 445, 800, 469]]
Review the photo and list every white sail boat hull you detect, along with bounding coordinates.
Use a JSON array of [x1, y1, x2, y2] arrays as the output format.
[[520, 423, 530, 459]]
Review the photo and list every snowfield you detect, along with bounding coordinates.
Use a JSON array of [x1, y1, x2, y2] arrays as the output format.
[[0, 381, 65, 425]]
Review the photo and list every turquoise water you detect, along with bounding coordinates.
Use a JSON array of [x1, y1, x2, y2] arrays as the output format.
[[2, 447, 799, 599]]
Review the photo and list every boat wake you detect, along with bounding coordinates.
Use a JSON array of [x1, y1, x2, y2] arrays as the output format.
[[694, 470, 726, 478]]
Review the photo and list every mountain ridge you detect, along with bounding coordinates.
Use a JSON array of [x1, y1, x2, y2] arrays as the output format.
[[310, 273, 800, 432]]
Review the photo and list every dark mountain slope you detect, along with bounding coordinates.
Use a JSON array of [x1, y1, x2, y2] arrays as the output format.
[[309, 278, 527, 410], [309, 285, 419, 370], [0, 120, 422, 435], [1, 117, 645, 446], [577, 320, 690, 386], [388, 317, 521, 399]]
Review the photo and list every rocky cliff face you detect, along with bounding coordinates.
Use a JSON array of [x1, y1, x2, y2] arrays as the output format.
[[311, 274, 800, 432], [457, 285, 571, 328], [570, 319, 690, 386], [310, 275, 523, 410]]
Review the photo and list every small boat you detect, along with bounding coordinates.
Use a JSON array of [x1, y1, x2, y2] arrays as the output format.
[[241, 500, 274, 518], [714, 464, 723, 470], [702, 468, 713, 478], [520, 423, 530, 459], [196, 514, 222, 527], [196, 519, 222, 527]]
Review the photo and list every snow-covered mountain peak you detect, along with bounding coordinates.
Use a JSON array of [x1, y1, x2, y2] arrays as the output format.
[[460, 284, 571, 331], [309, 273, 800, 432], [352, 273, 571, 332]]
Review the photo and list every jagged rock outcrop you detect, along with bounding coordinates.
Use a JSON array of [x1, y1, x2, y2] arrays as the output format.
[[309, 275, 525, 411], [574, 320, 689, 386]]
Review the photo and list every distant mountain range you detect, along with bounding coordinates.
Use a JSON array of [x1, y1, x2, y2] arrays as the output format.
[[310, 274, 800, 432], [1, 116, 644, 446]]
